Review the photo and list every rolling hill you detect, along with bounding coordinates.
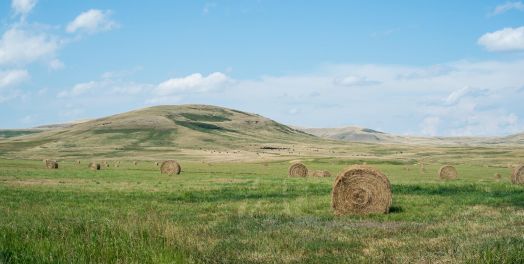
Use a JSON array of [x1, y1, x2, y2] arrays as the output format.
[[0, 105, 320, 160], [298, 126, 524, 146]]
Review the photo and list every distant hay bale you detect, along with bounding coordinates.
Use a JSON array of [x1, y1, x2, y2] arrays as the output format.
[[77, 160, 81, 164], [89, 162, 101, 171], [288, 163, 308, 177], [511, 165, 524, 184], [105, 163, 110, 168], [45, 160, 58, 169], [331, 165, 392, 215], [133, 161, 138, 166], [438, 165, 458, 180], [114, 164, 119, 168], [160, 160, 181, 175], [155, 162, 159, 166], [495, 173, 502, 180], [311, 170, 331, 177]]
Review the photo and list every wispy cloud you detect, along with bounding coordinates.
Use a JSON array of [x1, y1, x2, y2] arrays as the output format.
[[11, 0, 38, 19], [66, 9, 118, 34], [0, 69, 29, 88], [489, 1, 524, 16], [154, 72, 231, 96]]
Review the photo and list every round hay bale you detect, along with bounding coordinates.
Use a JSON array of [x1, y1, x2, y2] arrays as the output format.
[[438, 165, 458, 180], [160, 160, 181, 175], [45, 160, 58, 169], [155, 162, 159, 166], [105, 163, 110, 168], [77, 160, 81, 164], [495, 173, 502, 180], [331, 165, 392, 215], [511, 165, 524, 184], [133, 161, 138, 166], [311, 170, 331, 177], [288, 163, 308, 177], [114, 164, 119, 168], [89, 162, 101, 171]]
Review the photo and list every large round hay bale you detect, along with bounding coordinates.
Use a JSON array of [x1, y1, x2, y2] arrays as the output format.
[[45, 160, 58, 169], [512, 165, 524, 184], [160, 160, 181, 175], [288, 163, 308, 177], [133, 161, 138, 166], [438, 165, 458, 180], [331, 165, 392, 215], [311, 170, 331, 177], [89, 162, 101, 171], [155, 162, 159, 166]]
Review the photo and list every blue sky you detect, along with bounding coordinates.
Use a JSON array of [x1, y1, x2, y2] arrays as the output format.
[[1, 0, 524, 136]]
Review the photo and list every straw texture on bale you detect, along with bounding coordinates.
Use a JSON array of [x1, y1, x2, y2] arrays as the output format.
[[160, 160, 181, 175], [45, 160, 58, 169], [311, 170, 331, 177], [288, 163, 308, 177], [438, 165, 458, 180], [512, 165, 524, 184], [331, 165, 392, 215], [89, 162, 101, 170]]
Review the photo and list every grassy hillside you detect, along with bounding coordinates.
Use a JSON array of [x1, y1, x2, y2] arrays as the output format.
[[0, 130, 42, 139], [0, 105, 318, 160]]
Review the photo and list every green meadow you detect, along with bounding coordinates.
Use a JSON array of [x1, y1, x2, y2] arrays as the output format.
[[1, 159, 522, 263]]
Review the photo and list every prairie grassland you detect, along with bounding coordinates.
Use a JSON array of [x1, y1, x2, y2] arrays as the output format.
[[0, 159, 523, 263]]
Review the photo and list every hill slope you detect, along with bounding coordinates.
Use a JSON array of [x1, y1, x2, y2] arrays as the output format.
[[299, 126, 524, 146], [0, 105, 317, 159]]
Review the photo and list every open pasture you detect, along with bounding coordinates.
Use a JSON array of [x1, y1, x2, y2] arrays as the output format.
[[0, 159, 522, 263]]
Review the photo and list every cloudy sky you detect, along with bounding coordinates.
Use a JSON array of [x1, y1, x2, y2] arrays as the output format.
[[1, 1, 523, 136]]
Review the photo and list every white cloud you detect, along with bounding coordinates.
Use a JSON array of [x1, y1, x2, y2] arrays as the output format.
[[11, 0, 38, 18], [445, 86, 488, 105], [333, 75, 380, 86], [0, 69, 29, 88], [50, 60, 524, 137], [478, 26, 524, 52], [66, 9, 118, 34], [154, 72, 230, 95], [57, 81, 97, 97], [57, 73, 152, 98], [48, 59, 64, 70], [0, 27, 60, 66], [490, 1, 524, 16]]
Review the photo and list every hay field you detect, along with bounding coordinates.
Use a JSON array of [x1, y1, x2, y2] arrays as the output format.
[[0, 158, 522, 263]]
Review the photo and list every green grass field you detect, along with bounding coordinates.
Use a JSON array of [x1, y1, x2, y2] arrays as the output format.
[[0, 159, 523, 263]]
